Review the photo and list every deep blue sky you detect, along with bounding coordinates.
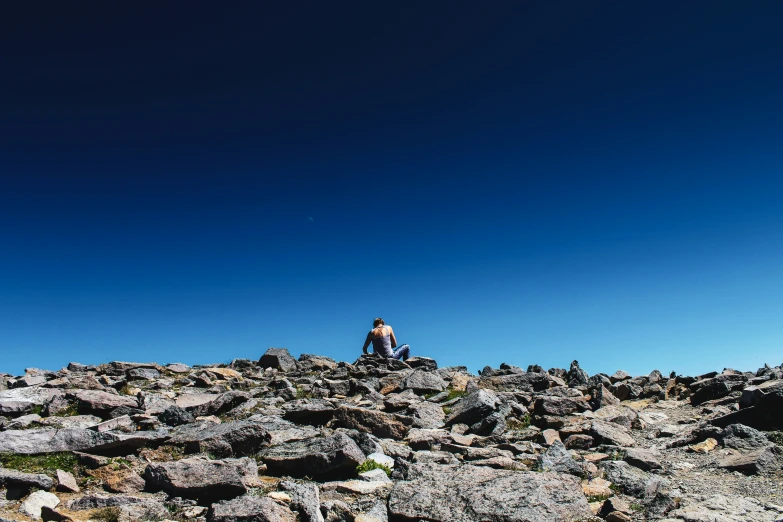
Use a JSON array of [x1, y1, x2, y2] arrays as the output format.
[[2, 2, 782, 377]]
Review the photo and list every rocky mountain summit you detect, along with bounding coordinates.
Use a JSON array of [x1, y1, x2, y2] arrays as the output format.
[[0, 349, 782, 522]]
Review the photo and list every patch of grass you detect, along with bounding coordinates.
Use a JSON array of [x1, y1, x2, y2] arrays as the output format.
[[356, 459, 392, 477], [295, 385, 311, 400], [0, 452, 80, 475], [92, 506, 122, 522], [586, 493, 612, 502], [607, 449, 627, 461], [30, 404, 45, 415], [108, 457, 132, 470], [766, 431, 783, 446], [53, 402, 79, 417], [506, 413, 531, 431], [609, 483, 623, 494], [446, 389, 468, 401], [118, 384, 133, 396], [442, 406, 452, 415], [630, 502, 644, 511]]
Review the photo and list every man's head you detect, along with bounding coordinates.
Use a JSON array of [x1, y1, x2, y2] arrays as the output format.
[[373, 317, 384, 327]]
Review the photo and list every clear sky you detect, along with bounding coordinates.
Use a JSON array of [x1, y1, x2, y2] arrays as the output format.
[[2, 2, 782, 377]]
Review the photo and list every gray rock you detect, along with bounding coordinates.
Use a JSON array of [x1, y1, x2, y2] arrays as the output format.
[[282, 399, 337, 425], [669, 494, 776, 522], [188, 391, 252, 418], [144, 457, 256, 503], [623, 447, 663, 471], [389, 463, 591, 522], [533, 395, 589, 417], [592, 405, 640, 429], [55, 469, 79, 493], [712, 385, 783, 431], [718, 445, 783, 474], [333, 405, 414, 439], [169, 420, 271, 457], [444, 389, 498, 426], [537, 441, 583, 476], [280, 480, 324, 522], [610, 370, 632, 383], [158, 405, 195, 426], [72, 390, 138, 418], [208, 495, 296, 522], [66, 494, 169, 520], [298, 354, 338, 371], [478, 371, 550, 392], [600, 461, 668, 499], [590, 420, 636, 447], [405, 356, 438, 371], [402, 369, 446, 394], [259, 348, 299, 372], [0, 427, 160, 455], [720, 423, 772, 451], [406, 401, 446, 428], [127, 368, 160, 380], [0, 468, 54, 490], [19, 490, 60, 520], [260, 432, 365, 479], [567, 360, 589, 388]]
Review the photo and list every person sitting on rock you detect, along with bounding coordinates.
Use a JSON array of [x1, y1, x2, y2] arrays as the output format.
[[362, 317, 410, 361]]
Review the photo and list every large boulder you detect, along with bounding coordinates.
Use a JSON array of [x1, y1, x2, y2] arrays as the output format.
[[19, 490, 60, 520], [144, 457, 257, 504], [208, 495, 297, 522], [388, 463, 591, 522], [0, 468, 54, 490], [186, 391, 251, 418], [259, 348, 298, 372], [711, 385, 783, 431], [333, 405, 414, 439], [72, 390, 139, 418], [533, 395, 589, 417], [718, 445, 783, 474], [0, 428, 164, 455], [168, 420, 271, 457], [590, 420, 635, 447], [537, 441, 583, 476], [719, 424, 772, 451], [668, 494, 777, 522], [444, 389, 498, 426], [402, 370, 446, 394], [600, 461, 668, 498], [280, 480, 324, 522], [259, 432, 365, 479], [478, 372, 550, 392]]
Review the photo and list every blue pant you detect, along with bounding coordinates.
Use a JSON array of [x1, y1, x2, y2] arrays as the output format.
[[390, 344, 410, 361]]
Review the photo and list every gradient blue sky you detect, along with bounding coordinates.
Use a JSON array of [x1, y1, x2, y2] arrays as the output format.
[[2, 2, 782, 377]]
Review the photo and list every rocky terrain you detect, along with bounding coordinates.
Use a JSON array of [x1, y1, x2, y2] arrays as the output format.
[[0, 349, 782, 522]]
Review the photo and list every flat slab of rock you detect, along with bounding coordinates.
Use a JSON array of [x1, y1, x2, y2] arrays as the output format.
[[444, 389, 499, 426], [260, 432, 365, 479], [145, 457, 257, 503], [169, 420, 271, 457], [590, 420, 636, 447], [718, 445, 783, 474], [209, 495, 296, 522], [334, 405, 414, 439], [19, 490, 60, 520], [0, 428, 148, 455], [669, 494, 778, 522], [0, 468, 54, 490], [72, 390, 138, 417], [388, 463, 591, 522]]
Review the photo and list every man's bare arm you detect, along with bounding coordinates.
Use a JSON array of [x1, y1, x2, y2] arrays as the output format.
[[362, 333, 372, 354]]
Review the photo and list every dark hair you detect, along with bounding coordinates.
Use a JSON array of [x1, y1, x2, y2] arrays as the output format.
[[373, 317, 384, 327]]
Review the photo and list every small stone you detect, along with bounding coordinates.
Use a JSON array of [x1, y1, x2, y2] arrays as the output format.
[[267, 491, 292, 502], [689, 438, 718, 453], [582, 477, 613, 497], [539, 428, 561, 446], [606, 512, 632, 522], [20, 490, 60, 520], [366, 452, 394, 468], [55, 470, 80, 493]]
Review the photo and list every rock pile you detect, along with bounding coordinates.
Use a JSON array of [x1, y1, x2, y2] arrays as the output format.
[[0, 353, 781, 521]]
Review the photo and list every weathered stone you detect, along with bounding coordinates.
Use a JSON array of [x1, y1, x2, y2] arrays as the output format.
[[563, 434, 593, 450], [0, 428, 160, 455], [55, 470, 79, 493], [72, 390, 138, 418], [282, 399, 337, 425], [538, 440, 583, 476], [668, 494, 776, 522], [623, 447, 662, 471], [539, 428, 561, 446], [144, 457, 256, 503], [689, 438, 718, 453], [592, 405, 639, 429], [533, 395, 589, 417], [444, 389, 498, 426], [187, 391, 251, 417], [718, 445, 783, 474], [402, 369, 446, 394], [609, 370, 631, 383], [127, 368, 160, 380], [209, 495, 297, 522], [590, 420, 635, 447], [19, 490, 60, 520], [298, 354, 338, 371], [260, 432, 365, 479], [158, 405, 195, 426], [405, 356, 438, 371], [259, 348, 299, 372], [104, 469, 147, 493], [407, 400, 446, 428], [333, 405, 414, 439], [478, 371, 550, 392], [0, 468, 54, 490], [389, 463, 591, 522], [720, 423, 771, 451], [600, 461, 667, 498], [169, 420, 271, 457], [280, 480, 324, 522]]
